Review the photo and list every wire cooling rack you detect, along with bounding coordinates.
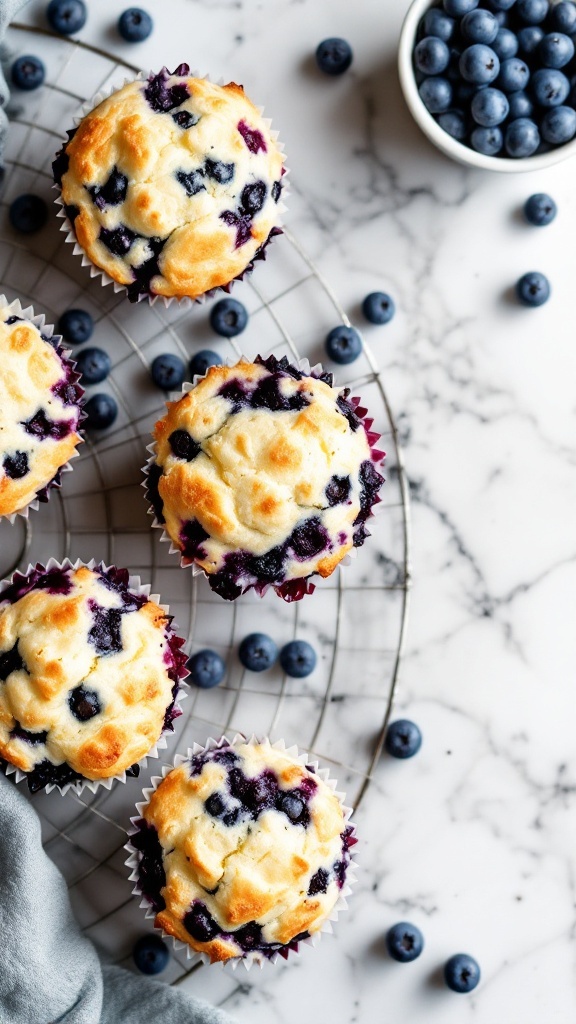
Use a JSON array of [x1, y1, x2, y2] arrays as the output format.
[[0, 25, 411, 982]]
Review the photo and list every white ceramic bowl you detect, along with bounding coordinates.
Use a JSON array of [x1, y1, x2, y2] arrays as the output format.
[[398, 0, 576, 172]]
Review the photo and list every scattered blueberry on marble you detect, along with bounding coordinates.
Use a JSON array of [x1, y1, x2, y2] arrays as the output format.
[[209, 298, 248, 338], [11, 55, 45, 90], [516, 270, 550, 305], [386, 922, 424, 963], [189, 350, 221, 378], [118, 8, 153, 42], [239, 633, 278, 672], [84, 393, 117, 430], [325, 324, 362, 364], [188, 649, 226, 689], [9, 194, 48, 233], [58, 308, 93, 344], [133, 935, 170, 975], [279, 640, 317, 678], [76, 347, 111, 385], [151, 352, 185, 390], [315, 37, 353, 75], [362, 291, 396, 325], [47, 0, 87, 34], [444, 953, 481, 993], [384, 719, 422, 759], [523, 191, 557, 224]]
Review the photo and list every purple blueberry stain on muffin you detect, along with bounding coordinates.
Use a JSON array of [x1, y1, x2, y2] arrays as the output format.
[[143, 66, 190, 113], [237, 119, 267, 153]]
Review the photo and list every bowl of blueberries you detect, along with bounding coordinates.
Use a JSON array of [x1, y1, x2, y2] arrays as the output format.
[[398, 0, 576, 170]]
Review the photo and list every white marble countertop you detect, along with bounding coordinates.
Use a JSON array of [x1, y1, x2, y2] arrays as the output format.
[[6, 1, 576, 1021]]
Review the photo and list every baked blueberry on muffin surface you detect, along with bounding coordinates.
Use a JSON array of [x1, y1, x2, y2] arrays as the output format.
[[148, 356, 384, 601], [131, 740, 355, 962], [0, 304, 83, 518], [0, 563, 187, 791], [53, 66, 285, 302]]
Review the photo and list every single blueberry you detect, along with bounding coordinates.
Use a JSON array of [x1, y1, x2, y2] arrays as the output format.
[[133, 935, 169, 974], [497, 57, 530, 92], [414, 36, 451, 75], [459, 44, 500, 84], [9, 194, 48, 233], [172, 109, 199, 129], [538, 32, 575, 68], [183, 903, 220, 943], [188, 649, 226, 689], [271, 179, 283, 202], [471, 86, 509, 126], [85, 393, 117, 430], [89, 167, 128, 209], [168, 430, 200, 461], [516, 0, 549, 23], [308, 867, 330, 896], [204, 158, 235, 184], [58, 308, 93, 345], [461, 9, 499, 43], [22, 408, 70, 441], [492, 28, 518, 60], [508, 90, 534, 119], [443, 0, 479, 14], [541, 104, 576, 143], [505, 117, 540, 156], [68, 685, 101, 721], [239, 180, 267, 216], [11, 55, 45, 90], [423, 8, 455, 42], [99, 224, 137, 256], [279, 640, 317, 678], [516, 271, 550, 306], [384, 719, 422, 759], [151, 352, 185, 390], [524, 192, 557, 225], [438, 109, 468, 139], [176, 168, 205, 197], [3, 451, 29, 479], [75, 347, 111, 385], [362, 291, 395, 325], [209, 298, 248, 337], [118, 8, 153, 42], [418, 75, 453, 112], [386, 922, 425, 963], [444, 953, 481, 993], [238, 633, 278, 673], [189, 349, 221, 377], [315, 37, 353, 75], [517, 25, 544, 54], [325, 474, 352, 506], [277, 791, 306, 823], [550, 1, 576, 32], [88, 605, 123, 655], [325, 324, 362, 364], [47, 0, 87, 34]]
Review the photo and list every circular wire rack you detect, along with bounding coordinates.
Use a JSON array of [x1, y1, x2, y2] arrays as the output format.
[[0, 25, 411, 986]]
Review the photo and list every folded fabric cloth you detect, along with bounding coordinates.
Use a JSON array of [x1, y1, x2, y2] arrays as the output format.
[[0, 775, 238, 1023]]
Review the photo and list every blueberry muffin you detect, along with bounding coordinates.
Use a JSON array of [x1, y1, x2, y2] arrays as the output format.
[[146, 355, 384, 601], [130, 740, 356, 963], [0, 301, 83, 519], [0, 562, 187, 792], [53, 65, 285, 303]]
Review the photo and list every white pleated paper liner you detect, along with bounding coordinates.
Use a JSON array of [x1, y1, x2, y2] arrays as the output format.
[[0, 557, 188, 797], [53, 66, 288, 308], [124, 734, 358, 970], [142, 354, 386, 595], [0, 295, 84, 524]]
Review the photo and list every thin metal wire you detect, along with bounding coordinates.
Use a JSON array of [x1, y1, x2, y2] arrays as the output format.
[[0, 22, 411, 973]]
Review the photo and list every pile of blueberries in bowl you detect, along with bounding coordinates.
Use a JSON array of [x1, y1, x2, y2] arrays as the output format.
[[399, 0, 576, 169]]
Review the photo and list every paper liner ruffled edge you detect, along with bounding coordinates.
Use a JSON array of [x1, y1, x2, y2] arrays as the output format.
[[0, 294, 85, 524], [52, 67, 289, 308], [124, 733, 358, 970], [0, 556, 189, 796], [141, 354, 386, 596]]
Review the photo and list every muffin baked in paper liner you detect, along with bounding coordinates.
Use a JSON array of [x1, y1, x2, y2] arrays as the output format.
[[142, 354, 386, 599], [124, 734, 358, 969], [0, 295, 84, 524], [52, 67, 288, 308], [0, 557, 188, 796]]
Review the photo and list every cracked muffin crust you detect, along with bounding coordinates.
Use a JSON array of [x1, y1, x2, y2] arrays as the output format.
[[53, 66, 285, 303], [146, 355, 384, 601], [130, 739, 356, 962], [0, 301, 83, 519], [0, 562, 187, 792]]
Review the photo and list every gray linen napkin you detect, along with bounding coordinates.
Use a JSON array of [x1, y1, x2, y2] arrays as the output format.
[[0, 775, 237, 1024]]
